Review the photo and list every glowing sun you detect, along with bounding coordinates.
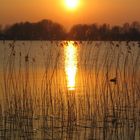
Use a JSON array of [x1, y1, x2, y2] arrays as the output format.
[[65, 0, 79, 10]]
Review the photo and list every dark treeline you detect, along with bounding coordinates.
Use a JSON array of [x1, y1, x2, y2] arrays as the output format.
[[0, 19, 140, 40]]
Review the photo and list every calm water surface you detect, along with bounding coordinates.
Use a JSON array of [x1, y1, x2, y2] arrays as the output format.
[[0, 41, 139, 140]]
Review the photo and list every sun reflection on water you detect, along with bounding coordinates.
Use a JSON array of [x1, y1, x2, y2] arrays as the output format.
[[64, 41, 78, 90]]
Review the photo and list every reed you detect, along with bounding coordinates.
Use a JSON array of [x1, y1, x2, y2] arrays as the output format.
[[0, 40, 139, 140]]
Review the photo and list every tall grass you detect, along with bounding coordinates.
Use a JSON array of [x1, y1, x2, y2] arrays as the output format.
[[0, 40, 139, 140]]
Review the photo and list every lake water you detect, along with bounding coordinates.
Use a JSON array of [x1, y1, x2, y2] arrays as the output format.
[[0, 41, 140, 140]]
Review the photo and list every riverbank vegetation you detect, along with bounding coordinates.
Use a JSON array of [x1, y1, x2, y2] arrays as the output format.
[[0, 19, 140, 40]]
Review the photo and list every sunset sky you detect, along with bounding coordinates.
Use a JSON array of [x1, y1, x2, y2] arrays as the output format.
[[0, 0, 140, 29]]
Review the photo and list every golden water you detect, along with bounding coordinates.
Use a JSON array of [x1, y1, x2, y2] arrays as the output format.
[[64, 41, 78, 90]]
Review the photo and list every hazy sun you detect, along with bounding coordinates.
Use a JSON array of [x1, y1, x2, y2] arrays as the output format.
[[65, 0, 79, 10]]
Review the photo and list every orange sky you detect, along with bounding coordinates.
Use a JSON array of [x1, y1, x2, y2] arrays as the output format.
[[0, 0, 140, 29]]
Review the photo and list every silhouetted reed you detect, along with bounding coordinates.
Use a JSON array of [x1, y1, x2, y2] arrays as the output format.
[[0, 40, 139, 140]]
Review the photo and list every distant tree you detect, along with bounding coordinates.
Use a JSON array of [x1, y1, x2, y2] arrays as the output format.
[[0, 24, 5, 39], [69, 24, 89, 40], [130, 22, 140, 40], [111, 26, 122, 40], [4, 19, 66, 40], [99, 24, 110, 40], [37, 19, 66, 40], [0, 25, 2, 39], [0, 25, 2, 32], [1, 20, 140, 40], [88, 24, 99, 40], [131, 21, 140, 31], [123, 23, 130, 32], [0, 25, 2, 34]]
